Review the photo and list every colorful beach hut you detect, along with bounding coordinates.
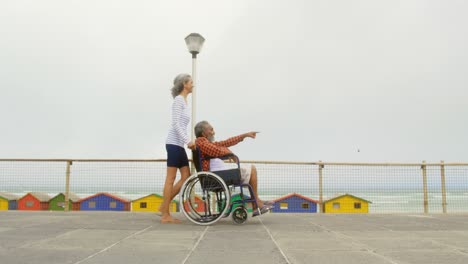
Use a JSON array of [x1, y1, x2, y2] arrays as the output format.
[[131, 193, 178, 212], [80, 193, 130, 211], [271, 193, 318, 213], [183, 195, 206, 213], [0, 192, 19, 210], [49, 193, 81, 211], [18, 192, 50, 211], [323, 194, 371, 213]]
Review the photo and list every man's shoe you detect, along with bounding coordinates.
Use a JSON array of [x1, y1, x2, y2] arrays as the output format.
[[252, 205, 270, 217]]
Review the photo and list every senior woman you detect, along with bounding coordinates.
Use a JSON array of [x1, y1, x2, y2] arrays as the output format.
[[160, 73, 195, 224]]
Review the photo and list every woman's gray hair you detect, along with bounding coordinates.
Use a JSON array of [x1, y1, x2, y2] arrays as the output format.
[[194, 121, 209, 138], [171, 73, 192, 98]]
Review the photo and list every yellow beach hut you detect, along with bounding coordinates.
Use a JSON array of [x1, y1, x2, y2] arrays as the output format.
[[323, 194, 371, 213], [131, 194, 178, 212], [0, 192, 19, 210]]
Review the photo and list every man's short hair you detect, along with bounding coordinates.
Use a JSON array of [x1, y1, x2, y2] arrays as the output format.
[[194, 121, 209, 138]]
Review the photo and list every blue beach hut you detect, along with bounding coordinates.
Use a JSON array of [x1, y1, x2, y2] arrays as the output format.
[[79, 193, 130, 211], [271, 193, 318, 213]]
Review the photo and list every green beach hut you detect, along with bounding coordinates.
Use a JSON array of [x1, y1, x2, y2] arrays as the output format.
[[49, 192, 81, 211]]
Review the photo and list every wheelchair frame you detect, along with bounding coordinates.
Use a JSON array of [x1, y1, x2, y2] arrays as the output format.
[[179, 148, 260, 225]]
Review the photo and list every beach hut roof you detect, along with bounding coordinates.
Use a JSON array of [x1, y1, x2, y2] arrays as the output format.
[[0, 192, 19, 200], [323, 193, 372, 204], [273, 193, 319, 204], [131, 193, 178, 203], [52, 192, 81, 202], [132, 193, 162, 202], [79, 192, 130, 203], [26, 192, 51, 202]]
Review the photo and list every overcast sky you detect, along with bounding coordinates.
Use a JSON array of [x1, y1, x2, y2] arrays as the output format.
[[1, 0, 467, 162]]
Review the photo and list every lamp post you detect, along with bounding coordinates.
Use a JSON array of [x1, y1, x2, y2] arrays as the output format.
[[185, 33, 205, 172]]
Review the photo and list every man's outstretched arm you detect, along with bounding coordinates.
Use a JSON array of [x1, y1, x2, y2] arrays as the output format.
[[214, 135, 243, 148], [215, 132, 258, 147]]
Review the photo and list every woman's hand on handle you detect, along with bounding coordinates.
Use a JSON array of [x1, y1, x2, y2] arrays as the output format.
[[187, 141, 196, 150]]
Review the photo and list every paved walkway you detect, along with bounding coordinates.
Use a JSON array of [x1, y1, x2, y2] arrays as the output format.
[[1, 211, 468, 264]]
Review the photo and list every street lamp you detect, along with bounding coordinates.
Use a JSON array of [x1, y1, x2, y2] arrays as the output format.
[[185, 33, 205, 173], [184, 33, 205, 143]]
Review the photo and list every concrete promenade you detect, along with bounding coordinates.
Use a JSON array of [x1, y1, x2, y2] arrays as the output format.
[[1, 211, 468, 264]]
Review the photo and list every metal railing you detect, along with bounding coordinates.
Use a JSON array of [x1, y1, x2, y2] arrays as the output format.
[[0, 159, 467, 213]]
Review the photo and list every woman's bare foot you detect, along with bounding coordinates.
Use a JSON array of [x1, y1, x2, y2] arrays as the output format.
[[160, 215, 181, 224]]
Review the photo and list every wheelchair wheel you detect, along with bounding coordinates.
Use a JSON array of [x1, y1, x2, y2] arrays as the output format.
[[179, 172, 230, 225], [232, 206, 248, 225]]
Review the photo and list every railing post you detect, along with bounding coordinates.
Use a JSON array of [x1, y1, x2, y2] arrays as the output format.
[[421, 160, 428, 214], [64, 160, 72, 212], [440, 160, 447, 213], [318, 160, 324, 213]]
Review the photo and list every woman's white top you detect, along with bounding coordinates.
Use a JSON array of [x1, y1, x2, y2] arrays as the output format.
[[166, 95, 190, 147]]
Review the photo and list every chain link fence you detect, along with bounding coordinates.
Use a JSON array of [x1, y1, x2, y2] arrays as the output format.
[[1, 159, 467, 213]]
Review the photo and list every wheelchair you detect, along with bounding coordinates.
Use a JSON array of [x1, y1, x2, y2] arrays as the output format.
[[179, 148, 260, 225]]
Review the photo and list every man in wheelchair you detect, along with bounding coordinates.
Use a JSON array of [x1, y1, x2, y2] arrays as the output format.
[[194, 121, 273, 216]]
